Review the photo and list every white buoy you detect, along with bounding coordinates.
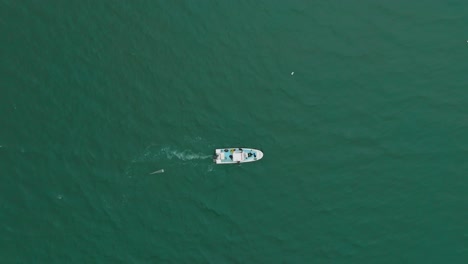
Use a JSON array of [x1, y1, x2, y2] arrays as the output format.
[[291, 72, 294, 75]]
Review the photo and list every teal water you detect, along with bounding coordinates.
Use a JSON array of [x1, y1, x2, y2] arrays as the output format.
[[1, 1, 468, 263]]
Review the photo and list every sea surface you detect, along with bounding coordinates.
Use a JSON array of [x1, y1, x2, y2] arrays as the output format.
[[1, 1, 468, 263]]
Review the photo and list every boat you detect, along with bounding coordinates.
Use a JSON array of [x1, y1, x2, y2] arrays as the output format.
[[213, 148, 264, 164]]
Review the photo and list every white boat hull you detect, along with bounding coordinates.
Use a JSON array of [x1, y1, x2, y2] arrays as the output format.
[[213, 148, 264, 164]]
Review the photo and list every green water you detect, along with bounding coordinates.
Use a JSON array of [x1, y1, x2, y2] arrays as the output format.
[[1, 1, 467, 263]]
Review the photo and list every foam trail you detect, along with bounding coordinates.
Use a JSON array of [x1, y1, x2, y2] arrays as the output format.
[[162, 148, 211, 161], [150, 169, 164, 174], [130, 145, 212, 164]]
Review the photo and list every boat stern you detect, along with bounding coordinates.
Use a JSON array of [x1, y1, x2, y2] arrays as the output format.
[[213, 149, 225, 164]]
